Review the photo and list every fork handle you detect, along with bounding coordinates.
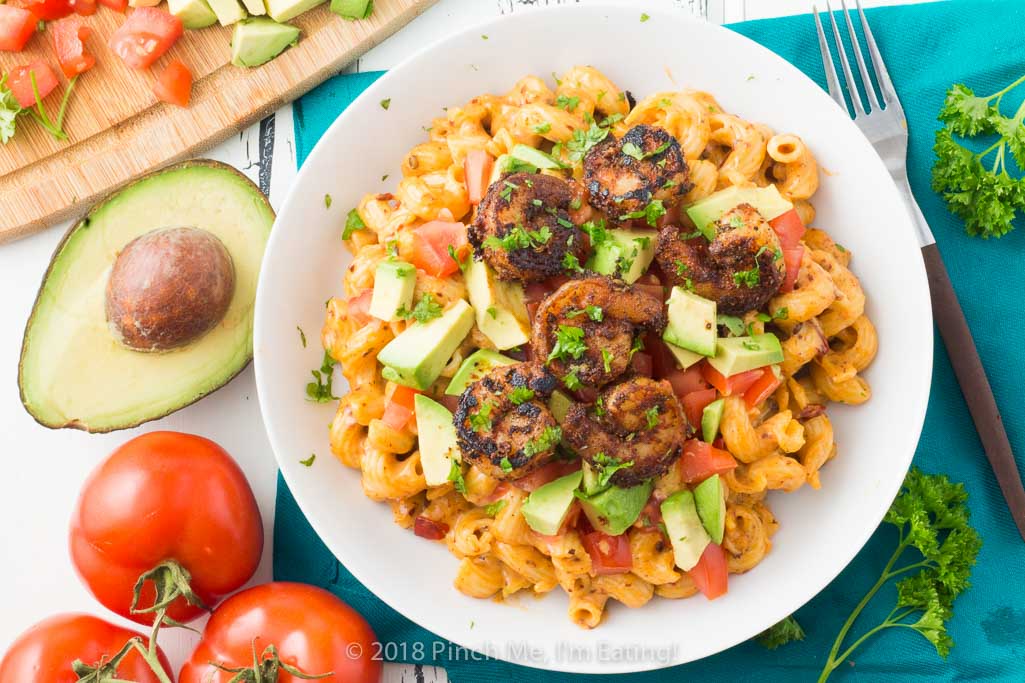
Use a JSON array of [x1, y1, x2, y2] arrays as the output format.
[[921, 243, 1025, 540]]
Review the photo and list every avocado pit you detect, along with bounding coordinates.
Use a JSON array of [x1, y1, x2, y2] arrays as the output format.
[[106, 227, 236, 352]]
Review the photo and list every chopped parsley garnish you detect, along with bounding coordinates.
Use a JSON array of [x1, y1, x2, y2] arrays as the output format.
[[756, 615, 805, 650], [717, 314, 746, 336], [629, 335, 645, 357], [555, 94, 580, 112], [486, 306, 498, 319], [484, 499, 507, 516], [756, 312, 772, 323], [562, 368, 583, 390], [733, 266, 761, 288], [324, 194, 332, 209], [547, 325, 587, 363], [836, 243, 847, 253], [448, 244, 470, 272], [773, 307, 789, 320], [658, 97, 672, 109], [601, 348, 613, 373], [580, 218, 609, 247], [469, 401, 494, 432], [682, 228, 705, 240], [674, 260, 689, 276], [499, 180, 519, 201], [385, 239, 399, 257], [297, 325, 307, 347], [299, 453, 316, 467], [481, 34, 488, 40], [379, 98, 391, 110], [566, 305, 604, 322], [499, 457, 513, 473], [640, 12, 650, 21], [509, 386, 536, 405], [645, 406, 660, 429], [396, 293, 443, 324], [621, 139, 671, 161], [570, 197, 582, 210], [306, 351, 339, 403], [534, 121, 552, 134], [594, 396, 606, 417], [728, 214, 746, 229], [742, 340, 761, 351], [343, 209, 366, 239], [562, 252, 584, 273], [619, 198, 666, 227], [591, 452, 634, 488], [523, 426, 562, 457], [564, 119, 617, 162], [448, 460, 467, 494], [483, 223, 552, 252], [532, 198, 543, 207]]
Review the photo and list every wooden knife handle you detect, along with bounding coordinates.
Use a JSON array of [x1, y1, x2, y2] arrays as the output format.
[[921, 243, 1025, 540]]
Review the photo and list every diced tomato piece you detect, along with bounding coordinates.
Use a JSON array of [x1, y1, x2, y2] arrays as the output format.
[[382, 386, 419, 431], [413, 516, 448, 540], [478, 482, 509, 505], [512, 460, 580, 493], [581, 531, 632, 575], [688, 542, 728, 599], [743, 367, 781, 409], [51, 16, 94, 78], [68, 0, 96, 15], [109, 7, 182, 70], [7, 61, 58, 108], [346, 289, 372, 324], [0, 5, 37, 52], [409, 220, 467, 278], [389, 385, 419, 411], [568, 184, 593, 225], [682, 388, 718, 429], [96, 0, 127, 11], [666, 364, 710, 398], [152, 58, 191, 107], [463, 149, 494, 205], [15, 0, 72, 21], [700, 363, 762, 396], [779, 246, 804, 294], [678, 439, 737, 484], [630, 351, 653, 377], [769, 208, 806, 250], [638, 499, 663, 528]]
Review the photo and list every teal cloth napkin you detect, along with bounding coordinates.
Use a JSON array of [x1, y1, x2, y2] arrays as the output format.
[[276, 1, 1025, 679]]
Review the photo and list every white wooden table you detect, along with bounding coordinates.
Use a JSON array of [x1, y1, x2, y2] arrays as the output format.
[[0, 1, 928, 681]]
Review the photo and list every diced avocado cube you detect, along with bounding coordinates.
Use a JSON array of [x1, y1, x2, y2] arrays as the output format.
[[330, 0, 371, 19], [587, 228, 657, 284], [547, 389, 573, 424], [522, 470, 584, 535], [237, 0, 264, 15], [660, 489, 711, 571], [368, 259, 415, 322], [231, 17, 299, 67], [701, 398, 725, 444], [509, 143, 566, 170], [694, 474, 726, 544], [489, 154, 537, 186], [686, 184, 793, 241], [465, 257, 531, 350], [414, 394, 460, 486], [168, 0, 218, 29], [378, 300, 474, 390], [663, 287, 717, 357], [667, 343, 704, 370], [265, 0, 322, 23], [205, 0, 247, 26], [444, 349, 516, 396], [579, 460, 604, 496], [707, 333, 784, 377], [576, 480, 653, 535]]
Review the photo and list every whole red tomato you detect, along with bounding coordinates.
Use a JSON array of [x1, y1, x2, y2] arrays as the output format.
[[179, 582, 382, 683], [0, 613, 172, 683], [69, 431, 263, 626]]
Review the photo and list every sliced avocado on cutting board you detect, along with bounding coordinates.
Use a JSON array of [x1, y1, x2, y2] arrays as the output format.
[[18, 160, 273, 433]]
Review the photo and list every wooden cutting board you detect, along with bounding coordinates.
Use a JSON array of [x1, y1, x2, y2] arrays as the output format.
[[0, 0, 436, 243]]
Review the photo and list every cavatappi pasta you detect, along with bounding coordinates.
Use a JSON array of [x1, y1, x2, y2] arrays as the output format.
[[321, 67, 876, 628]]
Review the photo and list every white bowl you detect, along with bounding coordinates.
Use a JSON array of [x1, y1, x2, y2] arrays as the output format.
[[255, 4, 932, 674]]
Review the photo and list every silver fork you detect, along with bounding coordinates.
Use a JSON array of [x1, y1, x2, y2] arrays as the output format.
[[815, 0, 1025, 541]]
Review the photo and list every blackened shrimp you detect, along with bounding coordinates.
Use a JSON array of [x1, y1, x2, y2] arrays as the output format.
[[562, 377, 687, 487], [468, 172, 586, 282], [531, 277, 665, 390], [656, 203, 785, 315], [454, 363, 560, 480], [583, 124, 691, 217]]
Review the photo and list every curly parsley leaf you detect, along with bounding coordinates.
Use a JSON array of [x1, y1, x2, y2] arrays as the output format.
[[396, 293, 443, 324], [343, 209, 366, 240], [522, 426, 562, 457], [547, 325, 587, 363], [817, 468, 981, 681], [0, 76, 21, 145], [756, 615, 806, 650], [587, 452, 634, 489], [305, 351, 339, 403]]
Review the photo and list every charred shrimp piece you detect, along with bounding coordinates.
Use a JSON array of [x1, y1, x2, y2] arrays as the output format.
[[562, 377, 687, 487], [531, 277, 665, 390], [656, 203, 785, 315], [454, 363, 561, 480], [468, 172, 586, 283], [583, 124, 691, 217]]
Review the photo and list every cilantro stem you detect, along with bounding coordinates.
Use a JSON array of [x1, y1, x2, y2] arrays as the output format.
[[54, 75, 76, 131]]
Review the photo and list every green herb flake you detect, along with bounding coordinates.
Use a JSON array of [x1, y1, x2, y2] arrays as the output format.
[[547, 325, 587, 363], [324, 194, 332, 209], [601, 348, 613, 373], [555, 94, 580, 112], [396, 293, 444, 324], [591, 452, 634, 488], [773, 307, 789, 320], [733, 266, 760, 288], [645, 406, 659, 429], [717, 314, 746, 337], [448, 459, 467, 494], [299, 453, 316, 467], [306, 351, 339, 403], [562, 368, 583, 391], [563, 252, 584, 273], [380, 98, 391, 110], [499, 457, 514, 473], [523, 426, 562, 457], [534, 121, 552, 135], [343, 209, 366, 240], [484, 499, 507, 516], [297, 325, 307, 347], [640, 12, 650, 22], [509, 386, 536, 405], [469, 401, 495, 432]]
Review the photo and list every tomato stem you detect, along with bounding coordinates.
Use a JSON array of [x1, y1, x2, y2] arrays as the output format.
[[71, 636, 172, 683], [211, 644, 334, 682]]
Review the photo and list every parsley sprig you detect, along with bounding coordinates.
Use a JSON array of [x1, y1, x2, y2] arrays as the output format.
[[0, 72, 78, 144], [815, 468, 981, 681], [588, 452, 634, 489], [932, 77, 1025, 238], [483, 224, 552, 252], [305, 351, 339, 403], [522, 426, 562, 457], [396, 293, 443, 324], [756, 616, 806, 650], [547, 325, 587, 363]]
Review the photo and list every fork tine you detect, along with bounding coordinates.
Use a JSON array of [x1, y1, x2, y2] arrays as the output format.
[[856, 0, 900, 108], [841, 0, 879, 111], [813, 5, 846, 111], [826, 0, 865, 116]]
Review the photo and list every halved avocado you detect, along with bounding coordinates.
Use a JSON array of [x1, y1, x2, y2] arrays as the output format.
[[18, 160, 273, 432]]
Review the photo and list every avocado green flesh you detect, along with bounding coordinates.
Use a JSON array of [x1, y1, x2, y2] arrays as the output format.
[[663, 287, 717, 357], [587, 228, 657, 284], [661, 490, 711, 571], [510, 144, 565, 170], [414, 394, 460, 486], [444, 349, 516, 396], [168, 0, 218, 29], [707, 333, 784, 376], [18, 161, 273, 433], [576, 480, 653, 535], [330, 0, 371, 19], [522, 470, 583, 535], [686, 184, 793, 240], [701, 398, 725, 443], [231, 18, 300, 68], [694, 474, 726, 544]]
